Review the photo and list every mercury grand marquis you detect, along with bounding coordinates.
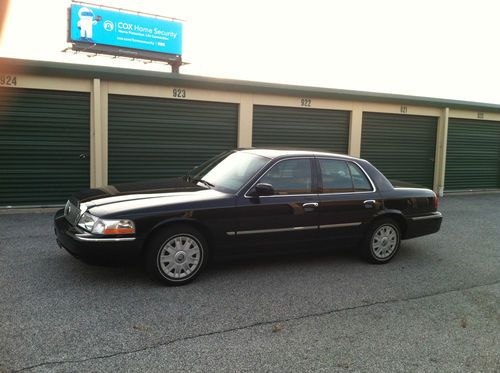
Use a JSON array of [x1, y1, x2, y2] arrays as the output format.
[[54, 149, 442, 285]]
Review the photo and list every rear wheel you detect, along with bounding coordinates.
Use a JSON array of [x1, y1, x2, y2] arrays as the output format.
[[362, 218, 401, 264], [146, 225, 207, 285]]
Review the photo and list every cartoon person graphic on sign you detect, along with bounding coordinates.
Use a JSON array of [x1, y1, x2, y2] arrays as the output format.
[[77, 7, 102, 40]]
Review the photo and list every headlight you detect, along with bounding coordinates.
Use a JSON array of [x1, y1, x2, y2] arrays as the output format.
[[78, 212, 98, 232], [77, 212, 135, 235], [64, 200, 70, 215]]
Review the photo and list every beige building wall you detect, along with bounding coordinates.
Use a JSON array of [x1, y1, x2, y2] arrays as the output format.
[[435, 108, 450, 196]]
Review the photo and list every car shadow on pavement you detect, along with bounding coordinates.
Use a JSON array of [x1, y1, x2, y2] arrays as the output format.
[[54, 245, 360, 286], [53, 242, 427, 287], [210, 245, 357, 271]]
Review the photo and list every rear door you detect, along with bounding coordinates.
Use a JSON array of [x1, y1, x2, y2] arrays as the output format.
[[316, 158, 380, 245], [235, 158, 319, 248]]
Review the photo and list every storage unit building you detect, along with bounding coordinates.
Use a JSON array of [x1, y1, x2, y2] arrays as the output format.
[[1, 57, 500, 207], [0, 87, 90, 207], [108, 94, 238, 184], [252, 105, 350, 154], [361, 112, 438, 189], [445, 118, 500, 191]]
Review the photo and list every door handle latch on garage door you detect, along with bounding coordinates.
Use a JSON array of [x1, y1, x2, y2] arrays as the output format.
[[302, 202, 319, 212], [79, 153, 88, 159]]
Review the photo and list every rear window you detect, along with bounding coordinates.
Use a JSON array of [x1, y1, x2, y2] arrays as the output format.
[[348, 163, 373, 191]]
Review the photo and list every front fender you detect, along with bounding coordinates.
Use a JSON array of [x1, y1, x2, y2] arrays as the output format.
[[140, 216, 215, 256]]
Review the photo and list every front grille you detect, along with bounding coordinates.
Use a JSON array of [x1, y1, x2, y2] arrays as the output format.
[[64, 201, 81, 226]]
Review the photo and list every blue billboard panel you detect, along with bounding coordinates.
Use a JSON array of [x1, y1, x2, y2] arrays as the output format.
[[69, 4, 182, 56]]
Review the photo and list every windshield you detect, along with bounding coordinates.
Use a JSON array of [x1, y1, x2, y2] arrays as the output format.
[[187, 151, 269, 193]]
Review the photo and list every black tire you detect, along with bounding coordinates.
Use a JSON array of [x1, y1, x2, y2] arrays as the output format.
[[361, 218, 401, 264], [145, 225, 208, 286]]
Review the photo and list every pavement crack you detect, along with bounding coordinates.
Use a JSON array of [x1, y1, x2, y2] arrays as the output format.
[[13, 279, 500, 372]]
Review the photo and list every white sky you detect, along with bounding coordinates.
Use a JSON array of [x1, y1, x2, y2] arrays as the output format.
[[1, 0, 500, 104]]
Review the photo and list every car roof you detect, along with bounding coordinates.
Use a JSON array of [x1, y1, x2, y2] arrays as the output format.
[[238, 148, 360, 161]]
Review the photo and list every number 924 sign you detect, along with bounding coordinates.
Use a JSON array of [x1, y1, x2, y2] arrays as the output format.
[[0, 75, 17, 87]]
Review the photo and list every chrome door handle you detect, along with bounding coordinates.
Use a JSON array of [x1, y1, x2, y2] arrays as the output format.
[[363, 200, 376, 208], [302, 202, 319, 210]]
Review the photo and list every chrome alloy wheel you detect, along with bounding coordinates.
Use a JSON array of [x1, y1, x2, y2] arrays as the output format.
[[157, 234, 201, 279], [371, 224, 399, 259]]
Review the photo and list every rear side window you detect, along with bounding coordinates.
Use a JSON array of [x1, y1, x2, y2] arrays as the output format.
[[348, 163, 373, 191], [319, 159, 353, 192], [319, 159, 373, 193]]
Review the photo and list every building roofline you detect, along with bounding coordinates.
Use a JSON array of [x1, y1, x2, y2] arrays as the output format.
[[1, 57, 499, 112]]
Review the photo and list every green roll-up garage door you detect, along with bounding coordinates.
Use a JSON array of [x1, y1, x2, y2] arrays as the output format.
[[108, 95, 238, 184], [0, 88, 90, 207], [445, 118, 500, 191], [361, 112, 437, 189], [252, 105, 349, 153]]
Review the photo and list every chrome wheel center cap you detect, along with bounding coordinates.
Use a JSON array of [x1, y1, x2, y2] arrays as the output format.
[[381, 237, 388, 246], [175, 251, 186, 263]]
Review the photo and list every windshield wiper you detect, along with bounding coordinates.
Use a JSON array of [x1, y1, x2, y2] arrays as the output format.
[[192, 178, 214, 188]]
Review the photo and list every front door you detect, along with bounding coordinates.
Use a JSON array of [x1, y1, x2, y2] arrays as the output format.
[[235, 158, 319, 248]]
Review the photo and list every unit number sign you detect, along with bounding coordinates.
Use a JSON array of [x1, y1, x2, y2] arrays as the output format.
[[172, 88, 186, 98], [0, 75, 17, 86], [301, 98, 312, 107]]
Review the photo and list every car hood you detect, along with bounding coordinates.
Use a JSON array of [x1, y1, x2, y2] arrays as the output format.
[[71, 177, 232, 216], [73, 177, 204, 204]]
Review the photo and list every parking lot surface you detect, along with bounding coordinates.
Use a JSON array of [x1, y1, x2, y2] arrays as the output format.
[[1, 194, 499, 372]]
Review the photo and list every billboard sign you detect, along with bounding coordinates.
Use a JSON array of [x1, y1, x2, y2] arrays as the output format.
[[69, 4, 183, 57]]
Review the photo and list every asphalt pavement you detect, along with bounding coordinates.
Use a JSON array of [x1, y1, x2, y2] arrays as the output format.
[[0, 194, 499, 372]]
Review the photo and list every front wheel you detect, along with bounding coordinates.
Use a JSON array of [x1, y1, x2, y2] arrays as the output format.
[[145, 225, 207, 286], [361, 218, 401, 264]]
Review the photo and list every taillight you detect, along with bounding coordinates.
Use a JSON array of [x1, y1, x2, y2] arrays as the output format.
[[433, 193, 439, 210]]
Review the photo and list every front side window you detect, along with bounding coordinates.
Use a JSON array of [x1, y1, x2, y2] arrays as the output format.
[[258, 158, 312, 195]]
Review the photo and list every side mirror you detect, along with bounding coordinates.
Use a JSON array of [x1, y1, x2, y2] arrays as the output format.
[[254, 183, 274, 196]]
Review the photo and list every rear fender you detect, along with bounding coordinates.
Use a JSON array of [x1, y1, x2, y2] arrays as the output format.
[[368, 209, 408, 236]]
